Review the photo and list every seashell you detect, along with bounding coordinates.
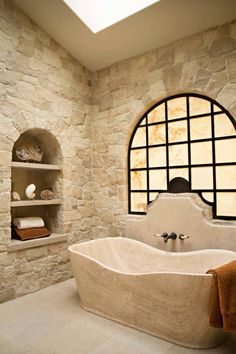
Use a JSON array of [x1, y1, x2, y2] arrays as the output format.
[[25, 184, 36, 200], [16, 144, 43, 162], [12, 191, 21, 201], [40, 189, 54, 200]]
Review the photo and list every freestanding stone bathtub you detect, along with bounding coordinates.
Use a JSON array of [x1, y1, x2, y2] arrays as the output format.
[[68, 237, 236, 349]]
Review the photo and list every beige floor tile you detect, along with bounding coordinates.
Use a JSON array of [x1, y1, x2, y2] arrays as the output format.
[[0, 322, 107, 354], [109, 326, 172, 354], [0, 295, 39, 326], [31, 321, 108, 354], [52, 278, 75, 294], [0, 307, 65, 344], [90, 338, 145, 354]]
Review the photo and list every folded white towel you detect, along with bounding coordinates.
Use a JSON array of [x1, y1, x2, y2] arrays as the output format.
[[13, 217, 44, 229]]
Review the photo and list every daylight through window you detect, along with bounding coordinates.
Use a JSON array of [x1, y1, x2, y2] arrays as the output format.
[[128, 93, 236, 219]]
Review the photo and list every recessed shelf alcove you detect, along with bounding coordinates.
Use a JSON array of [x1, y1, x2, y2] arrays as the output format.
[[10, 128, 63, 243]]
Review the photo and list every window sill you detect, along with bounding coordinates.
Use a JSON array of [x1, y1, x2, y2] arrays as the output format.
[[7, 233, 68, 252]]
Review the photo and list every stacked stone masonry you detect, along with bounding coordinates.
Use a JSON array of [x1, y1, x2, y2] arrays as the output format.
[[91, 20, 236, 240], [0, 0, 236, 302], [0, 0, 93, 302]]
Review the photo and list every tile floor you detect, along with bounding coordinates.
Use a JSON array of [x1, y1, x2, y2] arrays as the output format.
[[0, 279, 235, 354]]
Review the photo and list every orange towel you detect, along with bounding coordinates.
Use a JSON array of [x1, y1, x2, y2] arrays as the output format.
[[207, 260, 236, 332], [12, 226, 50, 241]]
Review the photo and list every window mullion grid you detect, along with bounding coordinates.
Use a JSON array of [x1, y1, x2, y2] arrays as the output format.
[[146, 109, 224, 126], [128, 94, 236, 218], [128, 132, 132, 213], [186, 96, 191, 188], [145, 116, 150, 205], [130, 135, 236, 151], [165, 101, 169, 186], [211, 102, 217, 217], [130, 161, 236, 172]]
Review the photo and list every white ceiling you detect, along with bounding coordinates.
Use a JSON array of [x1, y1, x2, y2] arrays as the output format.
[[12, 0, 236, 72]]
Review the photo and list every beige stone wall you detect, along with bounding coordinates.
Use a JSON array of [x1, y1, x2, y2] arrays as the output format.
[[91, 20, 236, 239], [0, 0, 93, 302], [0, 0, 236, 303]]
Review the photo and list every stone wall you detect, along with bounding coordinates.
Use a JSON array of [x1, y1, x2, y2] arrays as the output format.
[[0, 0, 236, 303], [91, 20, 236, 239], [0, 0, 93, 302]]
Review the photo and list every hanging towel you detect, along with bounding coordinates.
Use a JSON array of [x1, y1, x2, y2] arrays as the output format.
[[13, 216, 44, 229], [207, 260, 236, 332]]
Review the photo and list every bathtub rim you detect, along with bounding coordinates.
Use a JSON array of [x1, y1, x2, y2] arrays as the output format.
[[68, 237, 236, 277]]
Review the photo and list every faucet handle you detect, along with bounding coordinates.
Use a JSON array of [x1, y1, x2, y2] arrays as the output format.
[[154, 232, 168, 238], [179, 234, 189, 240], [154, 233, 161, 237], [161, 232, 168, 238]]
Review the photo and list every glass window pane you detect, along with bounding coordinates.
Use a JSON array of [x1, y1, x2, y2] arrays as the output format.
[[169, 168, 189, 181], [191, 142, 212, 164], [139, 117, 146, 126], [130, 193, 147, 212], [216, 166, 236, 189], [214, 104, 222, 113], [215, 139, 236, 163], [169, 144, 188, 166], [167, 97, 187, 120], [148, 124, 166, 145], [189, 96, 211, 116], [149, 192, 158, 202], [190, 116, 212, 140], [149, 170, 167, 190], [202, 192, 214, 203], [216, 193, 236, 217], [131, 127, 146, 148], [148, 104, 165, 123], [149, 146, 166, 167], [130, 171, 147, 190], [130, 149, 146, 169], [214, 113, 235, 138], [192, 167, 213, 189], [168, 120, 187, 143]]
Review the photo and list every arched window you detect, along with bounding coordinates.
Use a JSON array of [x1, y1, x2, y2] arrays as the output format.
[[128, 93, 236, 219]]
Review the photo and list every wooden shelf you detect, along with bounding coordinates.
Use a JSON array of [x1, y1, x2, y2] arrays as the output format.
[[11, 161, 61, 171], [11, 199, 62, 207]]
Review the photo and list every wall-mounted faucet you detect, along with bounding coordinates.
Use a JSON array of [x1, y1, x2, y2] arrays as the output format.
[[154, 232, 189, 242], [154, 232, 177, 242]]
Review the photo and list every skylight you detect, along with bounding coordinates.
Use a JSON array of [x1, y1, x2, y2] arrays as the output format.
[[63, 0, 160, 33]]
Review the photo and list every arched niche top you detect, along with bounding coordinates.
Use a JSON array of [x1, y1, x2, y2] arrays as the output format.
[[12, 128, 62, 165]]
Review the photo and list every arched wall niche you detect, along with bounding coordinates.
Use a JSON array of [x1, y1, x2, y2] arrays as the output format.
[[11, 128, 63, 238], [13, 128, 63, 165]]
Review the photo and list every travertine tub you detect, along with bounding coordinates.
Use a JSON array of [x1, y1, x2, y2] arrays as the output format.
[[68, 237, 235, 349]]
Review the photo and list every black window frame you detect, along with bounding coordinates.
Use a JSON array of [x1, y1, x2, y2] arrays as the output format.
[[128, 93, 236, 220]]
